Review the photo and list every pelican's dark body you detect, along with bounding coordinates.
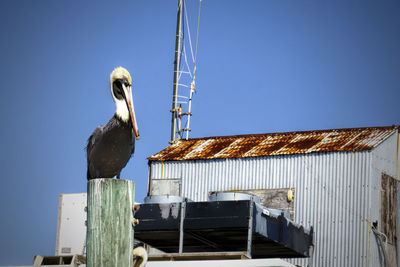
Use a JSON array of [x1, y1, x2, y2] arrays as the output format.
[[86, 115, 135, 180]]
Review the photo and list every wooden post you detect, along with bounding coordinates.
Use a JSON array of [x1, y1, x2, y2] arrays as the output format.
[[86, 179, 134, 267]]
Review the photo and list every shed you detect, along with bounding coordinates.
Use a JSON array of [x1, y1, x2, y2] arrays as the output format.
[[147, 126, 399, 267]]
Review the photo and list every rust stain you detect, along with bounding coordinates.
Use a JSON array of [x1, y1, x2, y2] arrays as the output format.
[[259, 140, 289, 155], [147, 126, 398, 161], [153, 140, 197, 161], [285, 136, 323, 151], [381, 173, 398, 245], [228, 137, 265, 158], [203, 139, 235, 157]]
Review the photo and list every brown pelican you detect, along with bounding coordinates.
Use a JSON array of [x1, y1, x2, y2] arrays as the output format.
[[133, 243, 148, 267], [86, 67, 139, 179]]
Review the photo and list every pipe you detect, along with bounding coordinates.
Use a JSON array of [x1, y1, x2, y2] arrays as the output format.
[[170, 0, 183, 143], [372, 225, 388, 267], [396, 129, 400, 267]]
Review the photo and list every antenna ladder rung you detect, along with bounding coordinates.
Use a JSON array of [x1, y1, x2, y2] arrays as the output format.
[[178, 128, 191, 133], [178, 112, 193, 117]]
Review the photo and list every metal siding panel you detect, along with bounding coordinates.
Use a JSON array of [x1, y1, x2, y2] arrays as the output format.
[[370, 132, 399, 267], [150, 151, 374, 266], [398, 182, 400, 267]]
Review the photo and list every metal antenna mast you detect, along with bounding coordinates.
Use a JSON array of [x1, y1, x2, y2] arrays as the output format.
[[170, 0, 183, 144]]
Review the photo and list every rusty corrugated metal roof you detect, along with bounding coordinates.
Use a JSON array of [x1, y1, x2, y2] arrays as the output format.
[[148, 126, 399, 161]]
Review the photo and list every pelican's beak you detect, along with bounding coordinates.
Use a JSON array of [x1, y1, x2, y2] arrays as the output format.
[[122, 84, 140, 140]]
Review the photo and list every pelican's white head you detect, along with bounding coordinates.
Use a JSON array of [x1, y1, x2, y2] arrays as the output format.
[[110, 66, 139, 139], [133, 245, 148, 267]]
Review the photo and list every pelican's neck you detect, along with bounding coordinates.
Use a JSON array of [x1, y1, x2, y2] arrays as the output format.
[[115, 100, 130, 123]]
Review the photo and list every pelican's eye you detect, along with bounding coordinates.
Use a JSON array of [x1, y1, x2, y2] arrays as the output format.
[[112, 80, 124, 100], [122, 77, 130, 88]]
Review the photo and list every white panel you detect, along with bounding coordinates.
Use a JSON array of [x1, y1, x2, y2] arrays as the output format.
[[55, 193, 87, 256], [150, 179, 181, 195]]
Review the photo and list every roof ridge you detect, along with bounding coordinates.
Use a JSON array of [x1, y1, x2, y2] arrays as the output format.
[[184, 125, 399, 141], [148, 125, 398, 161]]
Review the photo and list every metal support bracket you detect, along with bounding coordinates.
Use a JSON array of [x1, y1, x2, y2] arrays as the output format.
[[246, 198, 254, 258], [179, 201, 187, 253]]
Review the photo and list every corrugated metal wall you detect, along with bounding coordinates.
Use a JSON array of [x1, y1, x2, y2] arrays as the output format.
[[150, 151, 370, 266], [149, 132, 399, 266], [370, 132, 399, 267]]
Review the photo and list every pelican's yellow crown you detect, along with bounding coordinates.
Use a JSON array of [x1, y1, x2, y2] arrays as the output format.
[[110, 66, 132, 87]]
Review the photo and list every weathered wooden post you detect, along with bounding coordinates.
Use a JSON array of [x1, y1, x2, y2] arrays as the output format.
[[86, 179, 134, 267]]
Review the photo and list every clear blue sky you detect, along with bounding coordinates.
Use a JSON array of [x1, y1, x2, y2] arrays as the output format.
[[0, 0, 399, 265]]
